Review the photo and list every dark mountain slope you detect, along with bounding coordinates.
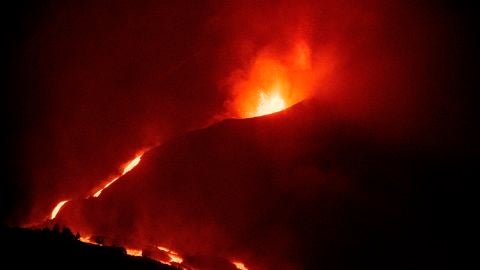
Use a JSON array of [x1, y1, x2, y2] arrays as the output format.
[[0, 226, 176, 270], [57, 99, 468, 270]]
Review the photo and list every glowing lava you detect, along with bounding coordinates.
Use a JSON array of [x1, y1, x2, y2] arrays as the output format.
[[79, 235, 99, 245], [232, 261, 249, 270], [157, 246, 184, 264], [126, 248, 143, 257], [122, 155, 141, 174], [48, 152, 144, 221], [227, 38, 326, 118], [255, 91, 286, 116], [93, 177, 119, 197], [50, 200, 69, 220], [92, 153, 143, 198]]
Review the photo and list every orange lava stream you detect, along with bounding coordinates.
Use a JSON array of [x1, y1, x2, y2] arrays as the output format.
[[122, 155, 141, 174], [48, 152, 144, 221], [92, 177, 119, 198], [50, 200, 69, 220], [126, 248, 143, 257], [92, 154, 143, 198], [79, 235, 100, 245], [232, 261, 249, 270], [157, 246, 184, 264], [46, 150, 191, 268]]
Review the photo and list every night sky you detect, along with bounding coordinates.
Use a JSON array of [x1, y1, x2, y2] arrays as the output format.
[[1, 1, 477, 268]]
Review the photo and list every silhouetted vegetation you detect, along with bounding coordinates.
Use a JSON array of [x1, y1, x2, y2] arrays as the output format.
[[0, 225, 176, 270]]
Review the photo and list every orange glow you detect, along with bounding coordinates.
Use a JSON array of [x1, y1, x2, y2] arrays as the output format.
[[255, 91, 286, 116], [79, 235, 100, 245], [157, 246, 184, 264], [126, 248, 143, 256], [292, 40, 312, 70], [50, 200, 69, 220], [92, 153, 143, 198], [92, 177, 119, 197], [122, 155, 141, 174], [47, 151, 145, 221], [232, 261, 249, 270], [234, 55, 292, 118], [228, 39, 325, 118]]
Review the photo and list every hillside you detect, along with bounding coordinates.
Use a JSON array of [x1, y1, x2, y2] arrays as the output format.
[[0, 226, 176, 270], [55, 99, 469, 269]]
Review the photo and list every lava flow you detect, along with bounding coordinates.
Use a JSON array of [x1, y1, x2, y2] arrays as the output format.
[[50, 200, 69, 220], [157, 246, 184, 265], [125, 248, 143, 257], [232, 261, 249, 270], [79, 235, 98, 245], [48, 152, 144, 222], [92, 153, 142, 198]]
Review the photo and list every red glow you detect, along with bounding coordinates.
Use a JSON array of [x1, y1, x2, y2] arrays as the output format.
[[20, 1, 459, 270]]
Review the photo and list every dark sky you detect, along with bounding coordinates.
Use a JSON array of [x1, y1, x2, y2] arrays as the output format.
[[1, 0, 477, 230]]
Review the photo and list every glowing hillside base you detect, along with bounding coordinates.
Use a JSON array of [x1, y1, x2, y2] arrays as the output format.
[[232, 261, 249, 270], [126, 248, 143, 256], [157, 246, 184, 264], [254, 91, 286, 116]]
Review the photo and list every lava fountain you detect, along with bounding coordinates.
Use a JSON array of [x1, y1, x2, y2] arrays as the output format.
[[229, 39, 324, 118], [255, 91, 286, 116]]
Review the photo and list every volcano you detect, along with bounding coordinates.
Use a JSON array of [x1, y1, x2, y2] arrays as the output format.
[[53, 99, 461, 269], [2, 1, 475, 269]]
